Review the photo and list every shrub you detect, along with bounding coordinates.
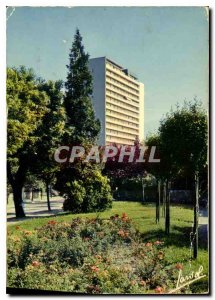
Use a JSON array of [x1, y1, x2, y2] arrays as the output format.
[[63, 170, 112, 213], [7, 215, 192, 294], [82, 171, 113, 212], [63, 180, 86, 212]]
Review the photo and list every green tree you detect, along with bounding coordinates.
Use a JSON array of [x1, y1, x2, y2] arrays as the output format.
[[159, 101, 207, 177], [159, 100, 208, 257], [31, 80, 66, 210], [56, 29, 112, 212], [7, 67, 48, 217], [64, 28, 100, 144]]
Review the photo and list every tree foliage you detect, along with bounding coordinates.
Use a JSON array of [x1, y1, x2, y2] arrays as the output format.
[[64, 29, 100, 144], [7, 67, 48, 156], [157, 100, 208, 240], [56, 29, 112, 212], [30, 80, 66, 210], [159, 100, 208, 176], [7, 67, 49, 217], [62, 167, 112, 213]]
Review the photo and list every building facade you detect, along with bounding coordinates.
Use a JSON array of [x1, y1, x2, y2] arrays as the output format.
[[89, 57, 144, 146]]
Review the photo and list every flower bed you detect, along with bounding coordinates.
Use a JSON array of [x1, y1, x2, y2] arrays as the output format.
[[7, 214, 189, 294]]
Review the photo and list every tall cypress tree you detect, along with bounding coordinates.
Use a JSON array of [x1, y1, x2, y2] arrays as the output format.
[[64, 29, 100, 144], [55, 29, 112, 213]]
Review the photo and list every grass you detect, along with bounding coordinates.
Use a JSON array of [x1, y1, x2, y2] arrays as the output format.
[[7, 201, 209, 294]]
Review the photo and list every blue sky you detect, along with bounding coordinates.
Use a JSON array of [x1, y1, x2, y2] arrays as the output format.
[[7, 7, 208, 137]]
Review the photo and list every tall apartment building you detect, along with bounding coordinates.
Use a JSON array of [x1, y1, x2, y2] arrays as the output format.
[[89, 57, 144, 146]]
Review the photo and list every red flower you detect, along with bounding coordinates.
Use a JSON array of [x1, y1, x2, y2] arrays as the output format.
[[130, 280, 136, 286], [121, 213, 129, 221], [118, 229, 125, 237], [32, 261, 40, 267], [155, 286, 164, 294], [90, 266, 99, 272], [48, 220, 57, 225], [175, 263, 183, 270], [140, 280, 146, 286], [24, 230, 32, 236]]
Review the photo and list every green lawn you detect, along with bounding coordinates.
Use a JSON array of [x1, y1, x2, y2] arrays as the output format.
[[7, 201, 209, 293]]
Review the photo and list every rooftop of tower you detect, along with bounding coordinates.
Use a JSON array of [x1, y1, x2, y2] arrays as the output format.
[[90, 56, 138, 81]]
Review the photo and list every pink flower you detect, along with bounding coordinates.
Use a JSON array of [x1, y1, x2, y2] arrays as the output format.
[[155, 286, 164, 294], [154, 240, 162, 245], [90, 266, 99, 272]]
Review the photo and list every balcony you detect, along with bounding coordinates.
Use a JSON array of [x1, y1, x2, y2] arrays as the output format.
[[106, 75, 139, 99], [106, 63, 139, 89], [106, 103, 139, 119], [106, 123, 139, 136], [106, 89, 139, 108], [106, 110, 139, 124], [106, 98, 139, 115], [106, 115, 139, 129]]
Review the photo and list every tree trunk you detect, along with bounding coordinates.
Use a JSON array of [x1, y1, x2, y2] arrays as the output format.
[[162, 181, 166, 218], [156, 180, 160, 223], [193, 172, 199, 259], [165, 181, 170, 235], [7, 160, 27, 218], [12, 184, 25, 218], [142, 178, 145, 202], [31, 188, 34, 202], [46, 181, 51, 211]]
